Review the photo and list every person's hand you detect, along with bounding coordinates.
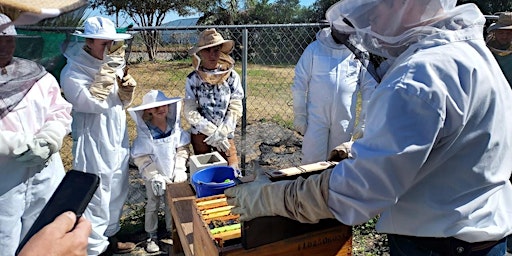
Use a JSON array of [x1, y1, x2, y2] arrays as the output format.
[[151, 174, 167, 196], [225, 168, 334, 223], [293, 113, 307, 135], [18, 211, 91, 256], [292, 90, 307, 135], [213, 138, 230, 152], [173, 171, 188, 183], [327, 141, 353, 162], [13, 138, 53, 167], [89, 63, 116, 101], [204, 123, 231, 147], [118, 72, 137, 103]]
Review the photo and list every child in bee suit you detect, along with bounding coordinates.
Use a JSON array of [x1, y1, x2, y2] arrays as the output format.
[[128, 90, 191, 253]]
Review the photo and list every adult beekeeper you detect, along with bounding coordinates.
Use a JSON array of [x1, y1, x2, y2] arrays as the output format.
[[292, 20, 375, 164], [60, 16, 137, 255], [225, 0, 512, 255], [0, 13, 73, 256]]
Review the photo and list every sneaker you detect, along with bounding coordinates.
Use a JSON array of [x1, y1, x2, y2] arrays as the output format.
[[146, 238, 160, 253]]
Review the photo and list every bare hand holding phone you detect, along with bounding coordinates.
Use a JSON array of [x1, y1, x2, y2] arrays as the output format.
[[18, 212, 91, 256]]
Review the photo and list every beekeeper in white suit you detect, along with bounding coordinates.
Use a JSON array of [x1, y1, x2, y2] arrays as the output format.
[[292, 19, 375, 164], [128, 89, 190, 253], [226, 0, 512, 255], [60, 16, 137, 255], [0, 13, 72, 256]]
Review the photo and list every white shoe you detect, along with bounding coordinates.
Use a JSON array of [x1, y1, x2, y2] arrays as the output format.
[[146, 238, 160, 253]]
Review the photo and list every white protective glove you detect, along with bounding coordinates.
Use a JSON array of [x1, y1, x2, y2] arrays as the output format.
[[183, 99, 218, 136], [212, 138, 230, 152], [204, 123, 232, 148], [151, 174, 167, 196], [292, 91, 307, 135], [118, 72, 137, 104], [225, 167, 334, 223], [13, 138, 54, 167], [173, 147, 189, 183], [327, 141, 353, 162], [89, 63, 116, 101]]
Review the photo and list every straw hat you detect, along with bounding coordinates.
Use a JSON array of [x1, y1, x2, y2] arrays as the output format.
[[488, 12, 512, 32], [189, 28, 234, 55], [128, 90, 181, 112], [0, 0, 88, 32], [0, 0, 87, 15], [72, 16, 131, 40], [0, 13, 15, 35]]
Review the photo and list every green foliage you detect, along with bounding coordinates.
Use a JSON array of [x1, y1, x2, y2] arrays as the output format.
[[458, 0, 511, 14]]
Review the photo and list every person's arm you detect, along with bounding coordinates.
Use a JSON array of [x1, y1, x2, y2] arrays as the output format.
[[34, 74, 72, 153], [18, 212, 91, 256], [291, 43, 314, 135], [60, 64, 118, 114], [183, 74, 218, 136]]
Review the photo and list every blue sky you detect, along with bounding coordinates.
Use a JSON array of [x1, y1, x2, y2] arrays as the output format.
[[89, 0, 317, 26]]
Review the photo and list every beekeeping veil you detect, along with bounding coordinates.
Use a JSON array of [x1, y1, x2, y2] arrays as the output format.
[[326, 0, 484, 59]]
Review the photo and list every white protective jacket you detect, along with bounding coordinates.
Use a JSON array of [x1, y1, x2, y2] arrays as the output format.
[[293, 27, 375, 164], [328, 9, 512, 242], [129, 98, 190, 181], [0, 73, 72, 256], [60, 42, 130, 255]]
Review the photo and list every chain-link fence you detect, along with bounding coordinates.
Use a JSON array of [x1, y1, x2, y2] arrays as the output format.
[[16, 23, 324, 232], [19, 23, 325, 173]]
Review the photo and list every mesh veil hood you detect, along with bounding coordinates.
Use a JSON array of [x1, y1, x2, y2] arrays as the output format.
[[326, 0, 485, 59]]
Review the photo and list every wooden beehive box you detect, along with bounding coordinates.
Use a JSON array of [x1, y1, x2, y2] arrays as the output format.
[[192, 161, 352, 256]]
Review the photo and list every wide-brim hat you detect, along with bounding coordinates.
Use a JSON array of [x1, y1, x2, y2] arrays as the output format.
[[0, 13, 16, 35], [72, 16, 131, 41], [488, 12, 512, 32], [189, 28, 234, 55], [0, 0, 88, 33], [128, 90, 181, 112]]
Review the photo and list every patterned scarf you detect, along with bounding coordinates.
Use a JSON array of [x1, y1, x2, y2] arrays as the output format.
[[0, 57, 47, 118], [192, 52, 235, 85]]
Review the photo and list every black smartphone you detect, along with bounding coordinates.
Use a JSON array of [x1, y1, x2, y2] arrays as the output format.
[[15, 170, 100, 255]]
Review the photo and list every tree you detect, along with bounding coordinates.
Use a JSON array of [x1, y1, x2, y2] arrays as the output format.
[[458, 0, 511, 14], [90, 0, 198, 61]]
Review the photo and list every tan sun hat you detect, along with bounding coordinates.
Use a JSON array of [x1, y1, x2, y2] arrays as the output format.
[[0, 0, 88, 32], [72, 16, 131, 41], [488, 12, 512, 32], [189, 28, 234, 55], [128, 90, 181, 112]]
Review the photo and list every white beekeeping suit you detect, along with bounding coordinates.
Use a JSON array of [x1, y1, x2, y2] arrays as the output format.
[[128, 90, 190, 253], [0, 14, 72, 256], [292, 26, 375, 164], [60, 16, 134, 255]]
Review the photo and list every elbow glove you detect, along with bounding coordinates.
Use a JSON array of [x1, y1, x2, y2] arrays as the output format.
[[89, 63, 116, 101], [328, 141, 353, 162], [133, 156, 170, 196], [292, 91, 307, 135], [173, 147, 189, 183], [183, 99, 218, 136], [118, 73, 137, 104], [225, 168, 334, 223]]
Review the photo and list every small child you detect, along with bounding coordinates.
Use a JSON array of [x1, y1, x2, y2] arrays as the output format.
[[128, 90, 191, 253]]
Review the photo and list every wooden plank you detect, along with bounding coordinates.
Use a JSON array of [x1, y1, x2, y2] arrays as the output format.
[[166, 182, 196, 256], [220, 225, 352, 256]]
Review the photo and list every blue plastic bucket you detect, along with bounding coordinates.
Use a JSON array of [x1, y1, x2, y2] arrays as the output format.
[[192, 166, 236, 198]]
